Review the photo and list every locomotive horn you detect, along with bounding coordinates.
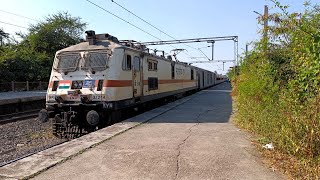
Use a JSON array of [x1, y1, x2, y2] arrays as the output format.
[[86, 110, 100, 126], [85, 30, 96, 45]]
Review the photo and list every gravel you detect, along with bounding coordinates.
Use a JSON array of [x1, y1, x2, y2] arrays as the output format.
[[0, 118, 67, 166], [0, 96, 181, 166]]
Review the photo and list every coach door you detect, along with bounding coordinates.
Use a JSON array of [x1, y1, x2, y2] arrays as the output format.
[[133, 56, 142, 97]]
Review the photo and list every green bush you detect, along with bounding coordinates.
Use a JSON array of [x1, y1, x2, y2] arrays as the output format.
[[232, 1, 320, 177], [0, 12, 86, 83]]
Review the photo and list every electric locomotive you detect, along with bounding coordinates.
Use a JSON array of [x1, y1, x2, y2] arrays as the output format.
[[38, 30, 222, 137]]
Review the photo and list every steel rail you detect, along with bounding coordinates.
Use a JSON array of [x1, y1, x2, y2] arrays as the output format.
[[0, 109, 40, 125]]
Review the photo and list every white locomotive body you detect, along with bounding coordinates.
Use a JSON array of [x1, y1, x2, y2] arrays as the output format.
[[39, 31, 225, 136]]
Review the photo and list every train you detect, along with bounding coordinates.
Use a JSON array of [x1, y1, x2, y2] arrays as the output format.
[[38, 30, 226, 137]]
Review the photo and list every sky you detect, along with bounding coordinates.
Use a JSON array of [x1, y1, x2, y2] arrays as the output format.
[[0, 0, 316, 75]]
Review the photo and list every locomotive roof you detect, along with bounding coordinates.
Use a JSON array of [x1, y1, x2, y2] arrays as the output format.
[[56, 39, 219, 75], [57, 40, 120, 53]]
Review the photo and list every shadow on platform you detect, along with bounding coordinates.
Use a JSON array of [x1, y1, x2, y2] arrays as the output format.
[[128, 82, 233, 124]]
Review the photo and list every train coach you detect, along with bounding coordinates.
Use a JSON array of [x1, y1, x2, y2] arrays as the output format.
[[38, 30, 226, 136]]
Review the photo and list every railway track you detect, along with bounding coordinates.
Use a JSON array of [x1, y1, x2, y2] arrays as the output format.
[[0, 109, 40, 125], [0, 117, 68, 167], [0, 95, 182, 167]]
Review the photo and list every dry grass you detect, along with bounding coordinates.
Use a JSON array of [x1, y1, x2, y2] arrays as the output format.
[[233, 103, 320, 179], [256, 141, 320, 180]]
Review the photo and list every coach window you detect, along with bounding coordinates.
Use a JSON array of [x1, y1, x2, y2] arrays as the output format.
[[148, 77, 158, 90], [148, 59, 158, 71], [154, 62, 157, 70], [191, 69, 194, 80], [171, 63, 175, 79], [148, 61, 152, 70], [122, 54, 132, 70]]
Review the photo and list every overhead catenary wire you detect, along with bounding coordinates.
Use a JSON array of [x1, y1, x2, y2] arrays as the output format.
[[0, 9, 40, 32], [198, 45, 211, 49], [110, 0, 204, 58], [86, 0, 163, 41], [198, 48, 210, 61], [0, 20, 28, 29], [86, 0, 195, 61], [0, 9, 38, 22]]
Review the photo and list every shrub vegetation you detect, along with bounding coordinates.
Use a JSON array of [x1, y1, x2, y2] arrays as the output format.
[[0, 12, 86, 83], [229, 1, 320, 178]]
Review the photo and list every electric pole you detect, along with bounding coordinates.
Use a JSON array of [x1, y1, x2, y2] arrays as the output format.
[[263, 5, 268, 40], [245, 43, 248, 57], [207, 40, 215, 61]]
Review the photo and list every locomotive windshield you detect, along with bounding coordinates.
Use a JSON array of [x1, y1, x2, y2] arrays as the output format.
[[82, 51, 109, 71], [55, 53, 81, 72], [54, 51, 110, 73]]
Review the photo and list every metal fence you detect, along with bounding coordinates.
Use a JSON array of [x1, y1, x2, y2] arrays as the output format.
[[0, 81, 48, 92]]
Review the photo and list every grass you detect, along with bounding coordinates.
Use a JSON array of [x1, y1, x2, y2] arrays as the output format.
[[232, 95, 320, 180]]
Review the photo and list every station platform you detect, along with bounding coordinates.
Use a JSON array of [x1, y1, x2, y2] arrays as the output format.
[[0, 91, 46, 115], [0, 83, 284, 180], [0, 91, 46, 105]]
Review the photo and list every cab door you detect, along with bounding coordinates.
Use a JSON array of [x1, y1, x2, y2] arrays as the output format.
[[132, 56, 142, 97]]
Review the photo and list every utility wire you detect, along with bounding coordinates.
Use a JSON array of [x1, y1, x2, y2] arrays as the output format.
[[0, 9, 38, 22], [198, 48, 210, 60], [198, 45, 211, 49], [86, 0, 163, 41], [0, 21, 28, 29], [110, 0, 204, 57], [86, 0, 195, 61]]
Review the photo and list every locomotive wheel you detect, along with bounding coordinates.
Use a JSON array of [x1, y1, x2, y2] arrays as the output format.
[[86, 110, 100, 126]]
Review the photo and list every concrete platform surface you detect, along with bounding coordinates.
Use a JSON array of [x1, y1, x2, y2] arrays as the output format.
[[0, 91, 46, 105], [30, 83, 284, 180], [0, 93, 192, 179]]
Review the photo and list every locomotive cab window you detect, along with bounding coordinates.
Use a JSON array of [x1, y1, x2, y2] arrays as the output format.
[[133, 56, 140, 71], [122, 54, 132, 70], [82, 51, 108, 71], [55, 53, 81, 72]]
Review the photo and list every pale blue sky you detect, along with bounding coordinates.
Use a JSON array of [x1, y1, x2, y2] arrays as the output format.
[[0, 0, 316, 74]]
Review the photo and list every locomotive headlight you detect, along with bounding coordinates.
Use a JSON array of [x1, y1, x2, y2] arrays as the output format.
[[55, 96, 64, 103], [48, 94, 56, 101], [80, 95, 89, 103], [71, 80, 83, 89]]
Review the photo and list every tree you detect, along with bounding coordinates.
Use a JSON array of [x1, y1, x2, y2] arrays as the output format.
[[0, 12, 87, 83], [27, 11, 87, 58], [0, 28, 9, 46], [22, 11, 86, 81]]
